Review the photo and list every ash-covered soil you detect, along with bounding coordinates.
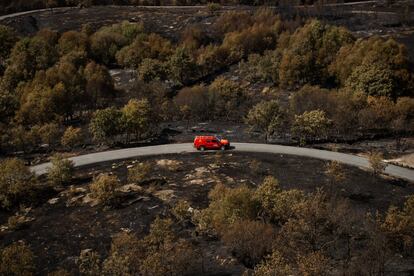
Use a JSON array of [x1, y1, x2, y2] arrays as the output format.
[[1, 152, 413, 274]]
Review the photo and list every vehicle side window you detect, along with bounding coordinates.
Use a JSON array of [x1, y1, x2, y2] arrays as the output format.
[[212, 140, 218, 143]]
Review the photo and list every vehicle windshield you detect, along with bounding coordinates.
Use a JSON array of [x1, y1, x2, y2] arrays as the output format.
[[215, 136, 222, 141]]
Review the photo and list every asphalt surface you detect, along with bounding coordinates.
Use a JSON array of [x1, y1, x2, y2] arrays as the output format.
[[30, 143, 414, 182]]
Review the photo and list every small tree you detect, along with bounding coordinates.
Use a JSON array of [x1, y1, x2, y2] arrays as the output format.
[[246, 100, 284, 142], [127, 162, 152, 184], [292, 109, 332, 145], [47, 154, 75, 187], [297, 251, 330, 276], [38, 123, 60, 147], [221, 220, 275, 267], [368, 151, 387, 175], [122, 99, 153, 142], [61, 126, 82, 150], [89, 107, 123, 144], [255, 250, 292, 275], [324, 161, 346, 195], [78, 249, 101, 275], [0, 158, 37, 209], [0, 241, 35, 275], [90, 174, 120, 205]]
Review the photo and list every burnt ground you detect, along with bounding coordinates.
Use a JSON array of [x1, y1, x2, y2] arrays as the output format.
[[0, 152, 413, 274]]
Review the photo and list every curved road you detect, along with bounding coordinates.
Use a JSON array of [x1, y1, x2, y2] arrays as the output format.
[[31, 143, 414, 182], [0, 1, 381, 21]]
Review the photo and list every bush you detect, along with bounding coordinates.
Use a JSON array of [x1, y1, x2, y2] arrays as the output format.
[[78, 249, 101, 276], [368, 151, 387, 175], [89, 107, 123, 144], [207, 2, 221, 13], [127, 162, 152, 184], [90, 174, 120, 205], [0, 158, 37, 209], [47, 154, 75, 187], [102, 232, 144, 275], [221, 220, 275, 267], [61, 126, 82, 149], [0, 241, 35, 275], [254, 251, 292, 276], [171, 200, 191, 222], [255, 176, 304, 224], [381, 195, 414, 254], [292, 110, 332, 145], [297, 251, 330, 276], [197, 183, 260, 233]]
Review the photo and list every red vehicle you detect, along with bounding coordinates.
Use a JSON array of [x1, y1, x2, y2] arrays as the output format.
[[194, 136, 230, 151]]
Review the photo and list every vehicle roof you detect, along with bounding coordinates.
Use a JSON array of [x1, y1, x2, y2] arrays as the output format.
[[194, 136, 218, 139]]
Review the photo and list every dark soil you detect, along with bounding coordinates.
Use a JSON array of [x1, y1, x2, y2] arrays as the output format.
[[1, 152, 413, 274]]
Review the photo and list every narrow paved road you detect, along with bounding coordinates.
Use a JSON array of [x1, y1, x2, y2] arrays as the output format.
[[0, 1, 381, 21], [31, 143, 414, 182]]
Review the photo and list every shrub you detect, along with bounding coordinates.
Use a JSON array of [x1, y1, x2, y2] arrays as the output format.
[[90, 174, 120, 205], [221, 220, 275, 267], [381, 195, 414, 254], [78, 249, 101, 276], [368, 151, 387, 175], [292, 109, 332, 145], [102, 232, 144, 275], [197, 183, 260, 233], [171, 200, 191, 222], [246, 100, 284, 142], [47, 154, 75, 187], [138, 58, 167, 83], [254, 251, 293, 276], [207, 2, 221, 13], [255, 176, 304, 224], [61, 126, 82, 149], [297, 251, 330, 276], [0, 158, 37, 209], [0, 241, 35, 275], [140, 239, 200, 276], [127, 162, 152, 184], [89, 107, 123, 144]]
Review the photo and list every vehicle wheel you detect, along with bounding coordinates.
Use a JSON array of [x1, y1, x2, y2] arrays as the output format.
[[200, 146, 205, 151], [221, 145, 225, 151]]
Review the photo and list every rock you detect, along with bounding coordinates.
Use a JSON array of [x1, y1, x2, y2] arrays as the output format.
[[48, 198, 59, 205], [118, 184, 143, 193], [154, 189, 175, 202], [81, 194, 99, 207], [156, 159, 182, 169]]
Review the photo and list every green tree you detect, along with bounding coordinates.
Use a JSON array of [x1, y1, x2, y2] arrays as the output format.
[[38, 122, 60, 147], [246, 100, 284, 142], [345, 62, 394, 97], [61, 126, 82, 149], [0, 158, 37, 209], [168, 47, 198, 85], [381, 195, 414, 254], [138, 58, 167, 83], [254, 251, 292, 276], [89, 107, 123, 144], [122, 98, 153, 142], [90, 174, 120, 205], [47, 154, 75, 187], [292, 109, 332, 145], [58, 30, 88, 56]]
